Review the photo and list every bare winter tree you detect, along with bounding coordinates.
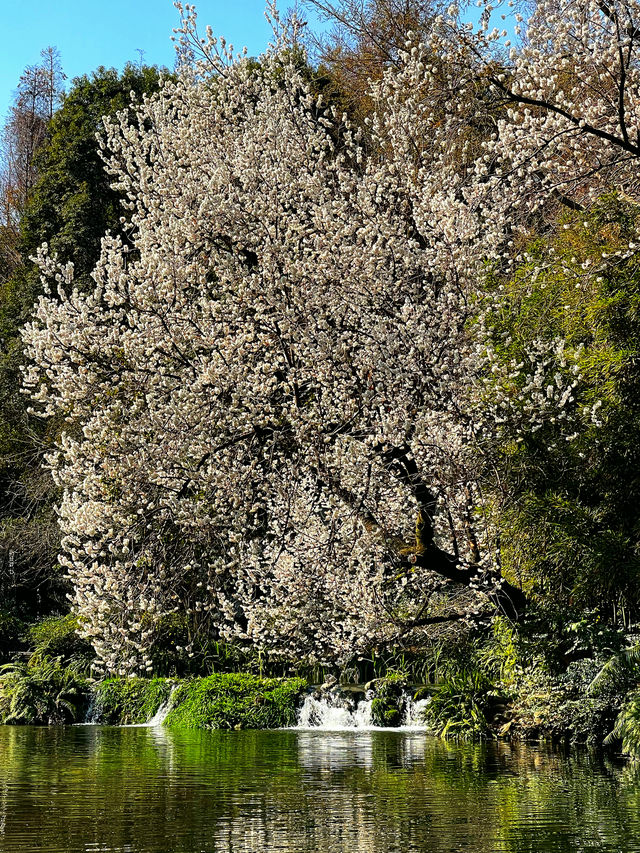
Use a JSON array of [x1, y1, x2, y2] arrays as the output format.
[[0, 47, 64, 275]]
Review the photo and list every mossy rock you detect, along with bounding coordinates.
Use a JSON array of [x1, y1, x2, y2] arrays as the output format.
[[164, 673, 307, 730], [369, 673, 407, 727], [371, 697, 401, 727]]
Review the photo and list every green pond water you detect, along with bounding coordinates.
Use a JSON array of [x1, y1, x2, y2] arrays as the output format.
[[0, 726, 639, 853]]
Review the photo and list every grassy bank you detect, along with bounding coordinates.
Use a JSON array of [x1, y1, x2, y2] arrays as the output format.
[[0, 668, 308, 729], [92, 673, 307, 729], [1, 613, 640, 759]]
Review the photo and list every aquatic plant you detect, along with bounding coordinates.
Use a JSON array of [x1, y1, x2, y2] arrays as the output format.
[[423, 668, 495, 739]]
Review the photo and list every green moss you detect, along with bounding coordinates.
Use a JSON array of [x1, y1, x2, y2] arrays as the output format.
[[164, 673, 307, 730], [92, 677, 173, 725], [371, 697, 401, 726]]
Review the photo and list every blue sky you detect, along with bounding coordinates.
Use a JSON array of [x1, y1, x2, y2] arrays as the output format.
[[0, 0, 289, 122]]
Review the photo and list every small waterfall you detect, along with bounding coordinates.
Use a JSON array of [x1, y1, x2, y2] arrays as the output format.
[[353, 698, 374, 728], [133, 685, 178, 728], [79, 684, 178, 727], [82, 692, 98, 725], [297, 692, 370, 729], [295, 687, 430, 730], [403, 698, 431, 727], [144, 695, 174, 727]]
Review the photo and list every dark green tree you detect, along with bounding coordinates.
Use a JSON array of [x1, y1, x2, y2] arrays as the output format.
[[20, 63, 167, 281]]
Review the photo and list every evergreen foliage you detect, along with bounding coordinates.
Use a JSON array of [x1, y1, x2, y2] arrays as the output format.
[[0, 656, 88, 724], [28, 613, 93, 665], [490, 197, 640, 616], [20, 63, 168, 281]]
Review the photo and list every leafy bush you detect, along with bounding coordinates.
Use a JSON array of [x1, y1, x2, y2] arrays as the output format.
[[606, 689, 640, 758], [164, 673, 307, 729], [424, 668, 495, 738], [28, 613, 93, 665], [147, 613, 257, 677], [0, 656, 89, 724], [588, 641, 640, 699]]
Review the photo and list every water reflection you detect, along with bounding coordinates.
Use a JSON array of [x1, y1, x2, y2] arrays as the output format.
[[0, 726, 639, 852]]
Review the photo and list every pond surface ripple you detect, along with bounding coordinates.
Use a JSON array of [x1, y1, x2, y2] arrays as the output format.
[[0, 726, 639, 853]]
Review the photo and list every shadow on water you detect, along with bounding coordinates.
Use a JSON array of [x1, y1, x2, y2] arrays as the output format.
[[0, 725, 639, 852]]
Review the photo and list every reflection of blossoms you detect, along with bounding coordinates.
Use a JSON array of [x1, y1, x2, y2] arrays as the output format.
[[22, 0, 640, 672]]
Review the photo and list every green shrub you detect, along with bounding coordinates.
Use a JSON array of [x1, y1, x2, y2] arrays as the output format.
[[164, 673, 307, 729], [28, 613, 93, 665], [0, 656, 89, 724], [424, 668, 495, 738], [92, 677, 173, 724], [606, 689, 640, 758], [147, 612, 254, 676], [588, 642, 640, 699], [488, 198, 640, 617]]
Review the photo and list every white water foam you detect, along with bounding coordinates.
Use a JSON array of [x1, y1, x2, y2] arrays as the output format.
[[127, 685, 178, 728], [295, 689, 429, 731], [145, 696, 174, 727], [403, 698, 431, 727]]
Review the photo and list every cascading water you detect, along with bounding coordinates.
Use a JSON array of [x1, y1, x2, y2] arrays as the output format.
[[140, 692, 176, 727], [295, 687, 430, 730], [124, 684, 179, 728], [296, 692, 371, 729], [81, 683, 178, 726], [403, 698, 431, 727]]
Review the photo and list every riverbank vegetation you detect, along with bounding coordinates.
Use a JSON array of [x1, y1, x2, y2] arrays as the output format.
[[3, 0, 640, 756]]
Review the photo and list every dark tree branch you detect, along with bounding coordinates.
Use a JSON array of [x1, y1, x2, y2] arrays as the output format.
[[490, 75, 640, 157], [597, 0, 640, 41], [317, 439, 529, 620]]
